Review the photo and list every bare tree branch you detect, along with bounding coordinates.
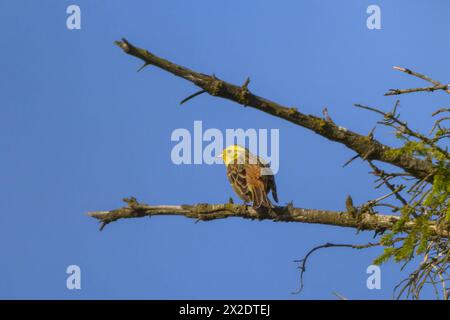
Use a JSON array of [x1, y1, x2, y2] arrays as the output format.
[[388, 66, 450, 95], [87, 197, 449, 238], [114, 39, 435, 182], [355, 101, 449, 158], [385, 85, 449, 96], [293, 241, 382, 294], [393, 66, 450, 94]]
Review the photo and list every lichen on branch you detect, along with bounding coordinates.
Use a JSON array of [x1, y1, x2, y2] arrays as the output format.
[[114, 38, 436, 182]]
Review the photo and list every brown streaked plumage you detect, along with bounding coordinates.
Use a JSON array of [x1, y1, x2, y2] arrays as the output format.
[[220, 145, 278, 209]]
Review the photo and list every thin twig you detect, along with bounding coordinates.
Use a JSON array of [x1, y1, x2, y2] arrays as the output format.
[[292, 242, 381, 294], [388, 66, 450, 95]]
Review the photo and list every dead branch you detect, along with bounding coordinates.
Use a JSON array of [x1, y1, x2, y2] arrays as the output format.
[[87, 197, 449, 238], [386, 66, 450, 96], [292, 241, 382, 294], [114, 38, 435, 182]]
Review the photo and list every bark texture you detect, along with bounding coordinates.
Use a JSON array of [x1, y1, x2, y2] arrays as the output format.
[[114, 39, 435, 182], [88, 198, 449, 238]]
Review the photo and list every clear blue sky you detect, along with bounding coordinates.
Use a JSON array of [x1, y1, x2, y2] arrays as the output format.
[[1, 0, 449, 299]]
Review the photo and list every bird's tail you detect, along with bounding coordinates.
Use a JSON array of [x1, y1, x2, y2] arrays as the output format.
[[252, 187, 273, 209]]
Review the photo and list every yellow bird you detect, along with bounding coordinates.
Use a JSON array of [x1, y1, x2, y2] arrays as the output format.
[[219, 145, 278, 209]]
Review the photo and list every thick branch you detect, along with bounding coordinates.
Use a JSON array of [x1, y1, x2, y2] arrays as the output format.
[[87, 198, 449, 238], [114, 39, 435, 182]]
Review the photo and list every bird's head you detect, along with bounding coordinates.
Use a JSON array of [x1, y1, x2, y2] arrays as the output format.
[[219, 145, 247, 166]]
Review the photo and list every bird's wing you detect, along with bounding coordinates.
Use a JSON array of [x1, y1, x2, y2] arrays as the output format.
[[246, 163, 272, 208], [255, 156, 279, 204], [227, 163, 251, 203], [266, 173, 278, 203]]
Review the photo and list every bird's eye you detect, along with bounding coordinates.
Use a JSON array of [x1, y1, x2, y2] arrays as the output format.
[[227, 150, 231, 154]]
